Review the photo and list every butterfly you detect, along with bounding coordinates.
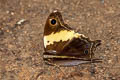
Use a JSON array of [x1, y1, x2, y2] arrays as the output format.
[[43, 10, 101, 66]]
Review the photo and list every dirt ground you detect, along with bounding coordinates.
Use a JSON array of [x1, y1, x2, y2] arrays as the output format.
[[0, 0, 120, 80]]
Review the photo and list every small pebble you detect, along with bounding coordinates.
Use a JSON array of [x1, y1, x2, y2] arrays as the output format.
[[16, 19, 26, 25]]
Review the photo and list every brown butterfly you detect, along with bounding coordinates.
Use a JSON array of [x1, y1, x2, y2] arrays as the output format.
[[43, 10, 101, 66]]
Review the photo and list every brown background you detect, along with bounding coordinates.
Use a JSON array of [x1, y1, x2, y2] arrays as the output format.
[[0, 0, 120, 80]]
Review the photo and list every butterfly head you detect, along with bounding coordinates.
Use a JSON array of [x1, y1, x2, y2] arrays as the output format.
[[90, 40, 101, 56]]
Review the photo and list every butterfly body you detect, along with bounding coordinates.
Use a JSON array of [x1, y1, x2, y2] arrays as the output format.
[[43, 10, 101, 66]]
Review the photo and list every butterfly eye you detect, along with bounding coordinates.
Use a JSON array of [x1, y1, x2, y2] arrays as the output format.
[[84, 50, 89, 54], [50, 19, 57, 25]]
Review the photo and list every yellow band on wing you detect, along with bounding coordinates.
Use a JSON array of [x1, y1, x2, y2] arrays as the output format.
[[44, 30, 86, 48]]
